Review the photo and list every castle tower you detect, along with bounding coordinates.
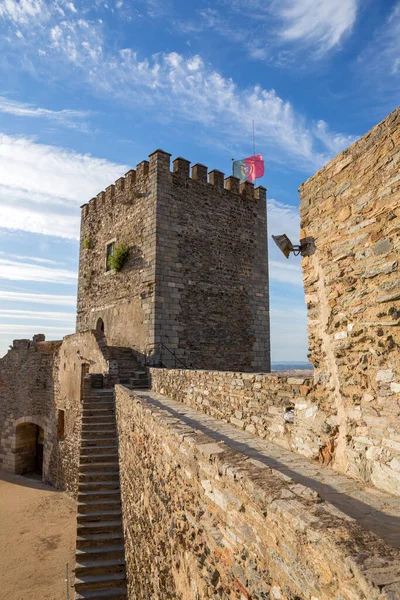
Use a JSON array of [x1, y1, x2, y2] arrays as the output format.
[[76, 150, 270, 372]]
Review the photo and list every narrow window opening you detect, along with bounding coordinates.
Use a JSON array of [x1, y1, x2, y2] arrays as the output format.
[[57, 410, 65, 441], [106, 242, 115, 271]]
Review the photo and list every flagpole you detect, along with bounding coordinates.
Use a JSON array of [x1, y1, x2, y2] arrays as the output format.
[[252, 120, 256, 184], [231, 158, 234, 176]]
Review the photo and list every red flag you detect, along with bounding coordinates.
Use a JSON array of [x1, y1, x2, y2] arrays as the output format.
[[233, 154, 264, 183]]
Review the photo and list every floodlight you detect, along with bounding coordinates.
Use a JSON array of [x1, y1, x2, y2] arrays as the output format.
[[272, 234, 310, 258]]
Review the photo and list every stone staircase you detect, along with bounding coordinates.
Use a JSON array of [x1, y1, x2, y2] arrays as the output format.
[[106, 347, 147, 385], [74, 387, 127, 600]]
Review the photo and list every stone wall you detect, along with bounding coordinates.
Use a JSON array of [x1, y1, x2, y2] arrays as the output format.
[[77, 150, 271, 372], [154, 153, 270, 372], [0, 330, 110, 496], [76, 161, 157, 355], [115, 385, 400, 600], [149, 368, 339, 463], [54, 330, 110, 496], [0, 335, 61, 486], [299, 107, 400, 495]]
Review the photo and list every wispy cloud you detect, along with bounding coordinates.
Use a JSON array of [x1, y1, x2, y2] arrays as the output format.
[[44, 24, 353, 171], [0, 133, 126, 238], [0, 309, 75, 321], [0, 0, 48, 24], [276, 0, 358, 55], [0, 95, 91, 130], [0, 290, 76, 305], [357, 2, 400, 96], [0, 323, 70, 332], [0, 257, 77, 283]]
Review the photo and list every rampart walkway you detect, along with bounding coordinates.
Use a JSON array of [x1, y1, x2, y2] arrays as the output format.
[[135, 389, 400, 550]]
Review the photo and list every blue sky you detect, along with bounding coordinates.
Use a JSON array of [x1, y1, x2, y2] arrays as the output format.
[[0, 0, 399, 361]]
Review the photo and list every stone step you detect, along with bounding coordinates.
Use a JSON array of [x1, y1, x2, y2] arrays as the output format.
[[82, 437, 117, 444], [82, 415, 116, 422], [82, 422, 116, 429], [75, 558, 125, 578], [76, 545, 125, 562], [82, 440, 118, 455], [74, 586, 127, 600], [79, 462, 119, 473], [76, 531, 124, 549], [78, 500, 121, 513], [79, 471, 119, 483], [78, 480, 120, 492], [75, 572, 126, 594], [80, 453, 118, 465], [81, 443, 117, 452], [81, 431, 117, 439], [77, 520, 122, 536], [77, 509, 122, 524], [78, 489, 121, 502], [83, 409, 115, 417]]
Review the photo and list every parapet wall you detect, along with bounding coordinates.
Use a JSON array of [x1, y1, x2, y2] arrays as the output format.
[[299, 106, 400, 496], [149, 368, 337, 463], [115, 385, 400, 600]]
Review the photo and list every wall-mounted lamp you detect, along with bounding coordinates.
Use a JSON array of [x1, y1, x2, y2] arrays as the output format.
[[271, 234, 314, 259]]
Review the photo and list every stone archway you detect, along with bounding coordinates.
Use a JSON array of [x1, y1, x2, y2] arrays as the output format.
[[96, 317, 105, 334], [15, 422, 44, 476]]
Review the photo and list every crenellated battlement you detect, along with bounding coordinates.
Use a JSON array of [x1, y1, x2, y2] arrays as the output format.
[[80, 149, 266, 220]]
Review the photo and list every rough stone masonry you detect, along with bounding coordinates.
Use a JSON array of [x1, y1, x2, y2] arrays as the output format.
[[299, 106, 400, 495]]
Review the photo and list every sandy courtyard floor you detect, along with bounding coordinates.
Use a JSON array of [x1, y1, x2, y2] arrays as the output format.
[[0, 470, 76, 600]]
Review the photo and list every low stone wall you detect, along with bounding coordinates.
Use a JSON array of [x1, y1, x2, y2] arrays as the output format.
[[149, 369, 339, 464], [116, 385, 400, 600]]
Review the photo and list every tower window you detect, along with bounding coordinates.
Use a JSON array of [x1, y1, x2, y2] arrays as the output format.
[[57, 410, 65, 441], [106, 241, 115, 271]]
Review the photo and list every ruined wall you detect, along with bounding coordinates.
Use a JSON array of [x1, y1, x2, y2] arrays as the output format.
[[150, 368, 339, 463], [299, 107, 400, 495], [154, 153, 270, 372], [0, 335, 61, 485], [54, 330, 110, 496], [0, 331, 110, 496], [116, 385, 400, 600], [76, 161, 157, 355]]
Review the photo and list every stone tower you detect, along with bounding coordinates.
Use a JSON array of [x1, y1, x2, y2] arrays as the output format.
[[76, 150, 270, 372]]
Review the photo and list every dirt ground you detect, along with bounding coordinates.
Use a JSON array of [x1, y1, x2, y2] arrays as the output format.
[[0, 470, 76, 600]]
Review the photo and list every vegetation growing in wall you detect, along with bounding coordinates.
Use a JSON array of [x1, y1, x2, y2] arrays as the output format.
[[108, 243, 129, 272], [84, 236, 92, 250]]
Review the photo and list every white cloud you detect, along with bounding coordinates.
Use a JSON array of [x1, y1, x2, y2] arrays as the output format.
[[0, 96, 90, 130], [0, 323, 70, 332], [0, 0, 48, 24], [358, 3, 400, 86], [0, 257, 77, 283], [276, 0, 358, 54], [0, 251, 60, 265], [43, 28, 352, 170], [0, 309, 75, 321], [314, 120, 357, 155], [0, 133, 126, 238], [0, 291, 76, 305]]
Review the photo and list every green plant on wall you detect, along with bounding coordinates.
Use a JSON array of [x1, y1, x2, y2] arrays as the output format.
[[84, 235, 92, 250], [108, 243, 130, 272]]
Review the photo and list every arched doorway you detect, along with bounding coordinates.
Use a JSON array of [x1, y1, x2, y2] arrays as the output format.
[[15, 423, 44, 476], [96, 317, 105, 334]]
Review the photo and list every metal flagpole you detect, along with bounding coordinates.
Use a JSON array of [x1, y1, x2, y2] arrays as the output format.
[[253, 120, 256, 184]]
